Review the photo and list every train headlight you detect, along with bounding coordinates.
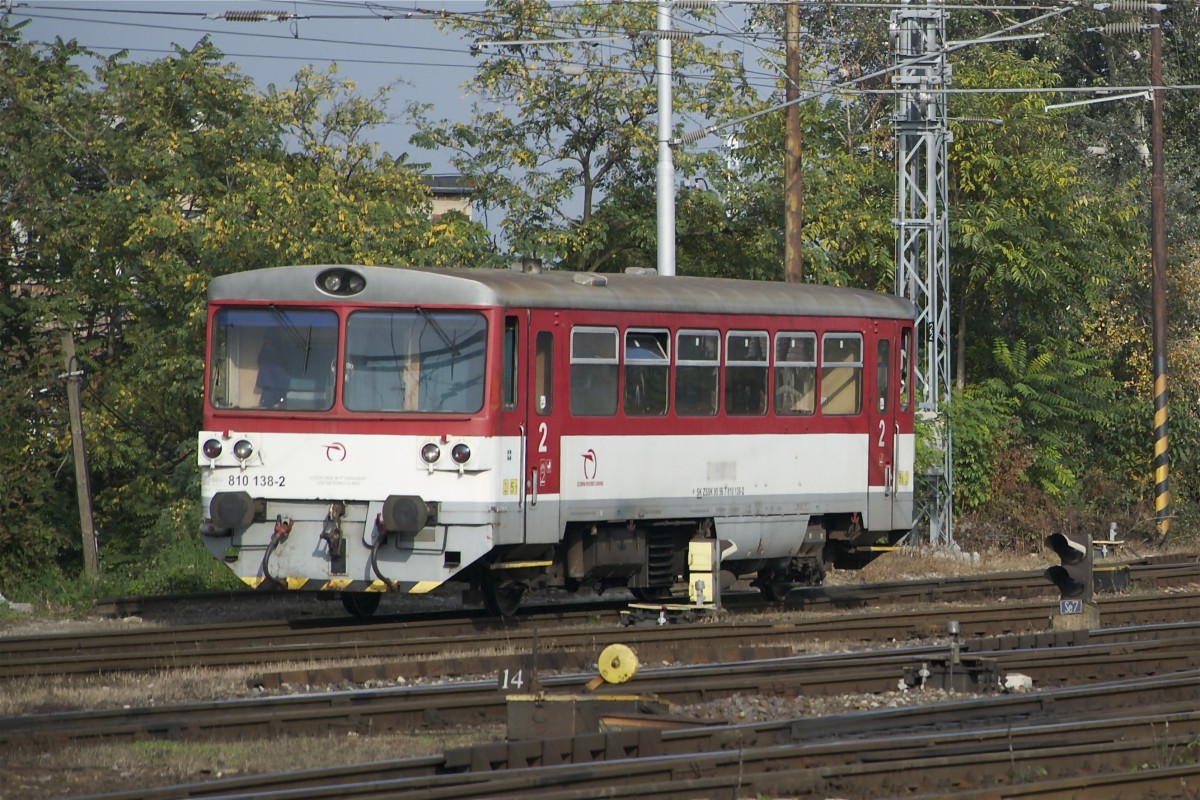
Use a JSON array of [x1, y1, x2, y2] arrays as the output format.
[[316, 267, 366, 297], [321, 271, 344, 293], [421, 443, 441, 464], [451, 443, 472, 464], [233, 439, 254, 460], [202, 438, 223, 459]]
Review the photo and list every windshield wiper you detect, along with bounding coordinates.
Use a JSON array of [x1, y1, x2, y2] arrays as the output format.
[[415, 307, 460, 358]]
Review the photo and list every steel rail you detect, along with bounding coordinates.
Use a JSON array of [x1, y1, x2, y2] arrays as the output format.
[[66, 684, 1200, 799], [11, 621, 1200, 749], [10, 558, 1197, 678], [10, 581, 1200, 680]]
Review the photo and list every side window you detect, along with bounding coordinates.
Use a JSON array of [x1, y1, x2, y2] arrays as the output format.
[[676, 329, 719, 416], [503, 317, 519, 411], [899, 327, 912, 413], [535, 331, 553, 415], [725, 331, 768, 416], [876, 339, 890, 414], [624, 329, 669, 416], [822, 333, 863, 415], [570, 327, 618, 416], [774, 332, 816, 416]]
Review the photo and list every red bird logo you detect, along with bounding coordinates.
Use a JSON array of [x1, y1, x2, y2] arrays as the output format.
[[582, 449, 597, 480]]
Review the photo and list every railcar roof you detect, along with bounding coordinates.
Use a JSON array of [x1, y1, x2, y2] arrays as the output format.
[[208, 265, 915, 320]]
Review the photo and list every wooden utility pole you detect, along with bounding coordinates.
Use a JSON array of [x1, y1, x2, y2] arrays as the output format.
[[1149, 4, 1170, 541], [61, 329, 99, 578], [784, 0, 804, 283]]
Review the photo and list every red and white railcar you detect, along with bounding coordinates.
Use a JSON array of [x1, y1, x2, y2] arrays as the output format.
[[198, 265, 916, 615]]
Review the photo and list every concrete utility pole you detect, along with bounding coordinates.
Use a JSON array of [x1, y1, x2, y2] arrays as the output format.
[[61, 329, 99, 578], [784, 0, 804, 283], [656, 0, 677, 277], [891, 0, 954, 547]]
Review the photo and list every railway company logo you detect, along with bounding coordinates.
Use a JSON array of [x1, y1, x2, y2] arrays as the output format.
[[324, 442, 347, 462], [578, 449, 603, 487]]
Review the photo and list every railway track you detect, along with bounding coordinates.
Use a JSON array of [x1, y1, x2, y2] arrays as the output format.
[[7, 558, 1200, 799], [61, 656, 1200, 798], [4, 558, 1199, 680], [7, 612, 1200, 749]]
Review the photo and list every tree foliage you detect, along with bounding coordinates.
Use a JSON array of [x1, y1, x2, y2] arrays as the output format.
[[6, 0, 1200, 595], [410, 0, 755, 271], [0, 21, 493, 587]]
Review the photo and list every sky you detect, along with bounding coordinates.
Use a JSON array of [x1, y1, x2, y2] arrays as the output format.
[[9, 0, 494, 174], [9, 0, 780, 242]]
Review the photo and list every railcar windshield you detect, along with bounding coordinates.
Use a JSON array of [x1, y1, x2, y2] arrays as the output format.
[[209, 308, 340, 411], [344, 310, 487, 413]]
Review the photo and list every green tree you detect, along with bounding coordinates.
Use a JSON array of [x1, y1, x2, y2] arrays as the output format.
[[0, 23, 495, 587], [948, 50, 1142, 386], [410, 0, 755, 271]]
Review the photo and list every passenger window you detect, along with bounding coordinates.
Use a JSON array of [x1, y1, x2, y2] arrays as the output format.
[[774, 332, 816, 416], [822, 333, 863, 415], [535, 331, 552, 415], [570, 327, 618, 416], [624, 329, 669, 416], [724, 331, 768, 416], [899, 328, 912, 413], [676, 330, 719, 417]]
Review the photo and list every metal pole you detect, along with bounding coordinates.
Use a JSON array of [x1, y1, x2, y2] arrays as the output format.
[[1150, 4, 1170, 541], [656, 0, 676, 277]]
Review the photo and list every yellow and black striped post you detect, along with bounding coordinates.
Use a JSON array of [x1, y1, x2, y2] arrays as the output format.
[[1153, 369, 1170, 539]]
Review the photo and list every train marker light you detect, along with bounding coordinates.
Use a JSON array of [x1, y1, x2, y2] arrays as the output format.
[[421, 442, 441, 464], [233, 439, 254, 460], [451, 443, 472, 465], [202, 438, 223, 459], [1044, 532, 1093, 604]]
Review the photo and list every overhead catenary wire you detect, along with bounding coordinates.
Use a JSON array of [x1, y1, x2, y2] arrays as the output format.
[[15, 0, 1198, 145]]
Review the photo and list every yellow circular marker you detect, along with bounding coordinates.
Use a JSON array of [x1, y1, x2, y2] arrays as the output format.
[[597, 643, 639, 684]]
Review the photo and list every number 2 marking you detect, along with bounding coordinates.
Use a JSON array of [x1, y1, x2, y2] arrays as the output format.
[[878, 419, 886, 447], [538, 422, 548, 453]]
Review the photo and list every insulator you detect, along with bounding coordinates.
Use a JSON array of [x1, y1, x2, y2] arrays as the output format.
[[1107, 0, 1149, 12], [677, 126, 715, 146], [221, 10, 288, 23], [1102, 21, 1145, 34], [673, 0, 717, 7], [644, 29, 697, 41]]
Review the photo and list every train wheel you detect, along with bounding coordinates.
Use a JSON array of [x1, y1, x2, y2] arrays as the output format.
[[483, 581, 524, 617], [760, 582, 792, 603], [341, 591, 382, 618]]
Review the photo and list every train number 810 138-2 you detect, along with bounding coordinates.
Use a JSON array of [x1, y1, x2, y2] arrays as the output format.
[[227, 474, 286, 488]]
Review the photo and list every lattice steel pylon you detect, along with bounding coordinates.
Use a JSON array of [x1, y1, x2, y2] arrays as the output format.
[[891, 1, 954, 547]]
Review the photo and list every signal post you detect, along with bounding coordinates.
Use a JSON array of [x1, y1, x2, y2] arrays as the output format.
[[1044, 533, 1099, 631]]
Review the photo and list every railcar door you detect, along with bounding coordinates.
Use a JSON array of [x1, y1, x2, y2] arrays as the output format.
[[866, 331, 899, 529], [523, 313, 562, 543]]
